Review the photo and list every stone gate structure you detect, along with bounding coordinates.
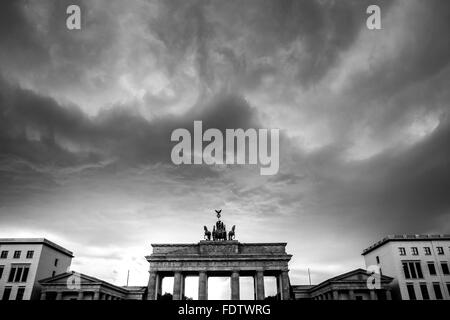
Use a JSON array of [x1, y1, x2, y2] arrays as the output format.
[[146, 241, 292, 300]]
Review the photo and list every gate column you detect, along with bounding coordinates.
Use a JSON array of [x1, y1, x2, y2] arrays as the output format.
[[231, 271, 240, 300], [173, 272, 184, 300], [276, 273, 282, 300], [156, 273, 163, 299], [281, 270, 290, 300], [147, 271, 158, 300], [255, 270, 265, 300], [198, 271, 208, 300]]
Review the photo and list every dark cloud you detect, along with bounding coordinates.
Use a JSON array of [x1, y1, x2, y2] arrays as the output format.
[[0, 0, 117, 81], [305, 114, 450, 238], [0, 76, 264, 205], [0, 0, 49, 70], [0, 81, 260, 162], [349, 0, 450, 99]]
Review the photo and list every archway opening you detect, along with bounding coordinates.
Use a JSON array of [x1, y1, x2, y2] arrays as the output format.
[[208, 277, 230, 300], [264, 276, 278, 300], [159, 276, 174, 300], [183, 276, 199, 300], [240, 276, 255, 300]]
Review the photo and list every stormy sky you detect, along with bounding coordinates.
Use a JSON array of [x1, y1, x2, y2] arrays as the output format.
[[1, 0, 450, 297]]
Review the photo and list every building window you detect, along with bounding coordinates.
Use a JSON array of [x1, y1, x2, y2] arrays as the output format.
[[419, 283, 429, 300], [26, 251, 34, 259], [406, 283, 416, 300], [424, 247, 431, 255], [52, 270, 56, 277], [441, 262, 450, 275], [428, 262, 437, 275], [402, 261, 423, 279], [0, 265, 4, 279], [446, 283, 450, 297], [433, 283, 443, 300], [8, 265, 30, 283], [54, 258, 59, 267], [0, 251, 7, 259], [376, 256, 380, 264], [16, 287, 25, 301], [436, 247, 444, 255], [399, 247, 406, 255], [411, 247, 418, 255], [2, 287, 12, 301], [13, 251, 21, 259]]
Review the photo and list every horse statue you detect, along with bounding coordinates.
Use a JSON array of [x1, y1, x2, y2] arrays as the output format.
[[203, 226, 211, 241], [212, 220, 227, 241], [228, 225, 236, 240], [202, 209, 237, 241]]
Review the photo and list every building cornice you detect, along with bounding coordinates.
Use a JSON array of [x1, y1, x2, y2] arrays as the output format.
[[362, 234, 450, 255], [0, 238, 74, 257]]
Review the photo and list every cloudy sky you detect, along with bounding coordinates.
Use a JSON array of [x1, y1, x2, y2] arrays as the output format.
[[1, 0, 450, 298]]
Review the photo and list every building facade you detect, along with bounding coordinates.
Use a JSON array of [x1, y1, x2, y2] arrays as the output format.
[[362, 234, 450, 300], [39, 272, 147, 300], [0, 238, 73, 300]]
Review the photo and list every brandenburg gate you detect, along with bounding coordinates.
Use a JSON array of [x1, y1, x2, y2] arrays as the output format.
[[146, 211, 292, 300]]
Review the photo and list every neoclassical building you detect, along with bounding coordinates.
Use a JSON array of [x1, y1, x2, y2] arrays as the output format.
[[146, 241, 292, 300], [292, 269, 394, 300], [39, 272, 146, 300]]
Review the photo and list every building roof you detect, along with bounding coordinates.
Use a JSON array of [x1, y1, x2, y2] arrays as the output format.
[[0, 238, 74, 257], [151, 241, 288, 247], [362, 234, 450, 255]]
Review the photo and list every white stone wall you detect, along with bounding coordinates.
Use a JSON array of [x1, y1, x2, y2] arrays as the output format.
[[0, 243, 44, 300], [364, 239, 450, 300], [0, 241, 72, 300]]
